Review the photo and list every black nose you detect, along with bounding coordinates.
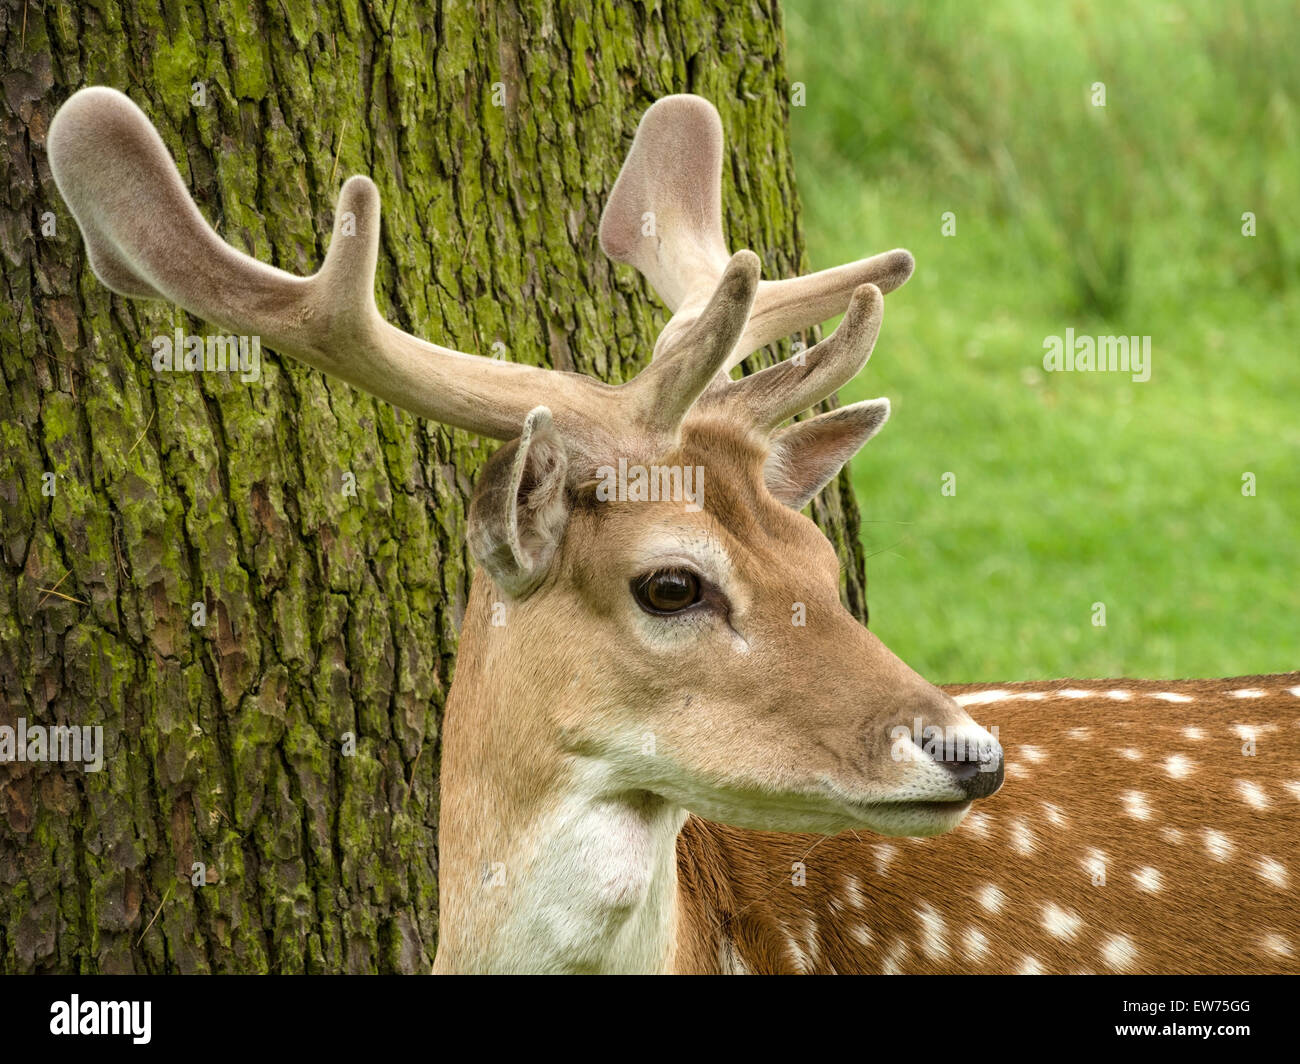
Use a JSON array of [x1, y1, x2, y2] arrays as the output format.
[[929, 739, 1004, 800]]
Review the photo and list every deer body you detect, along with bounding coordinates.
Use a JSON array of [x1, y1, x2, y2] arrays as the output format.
[[674, 677, 1300, 974], [47, 88, 1295, 975]]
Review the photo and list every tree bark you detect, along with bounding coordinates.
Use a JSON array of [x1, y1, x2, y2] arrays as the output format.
[[0, 0, 868, 972]]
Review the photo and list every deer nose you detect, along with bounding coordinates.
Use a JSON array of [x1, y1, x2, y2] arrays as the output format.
[[892, 684, 1005, 800], [936, 740, 1004, 800], [904, 695, 1005, 800]]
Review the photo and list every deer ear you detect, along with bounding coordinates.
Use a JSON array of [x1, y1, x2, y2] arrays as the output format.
[[469, 406, 570, 598], [763, 399, 890, 510]]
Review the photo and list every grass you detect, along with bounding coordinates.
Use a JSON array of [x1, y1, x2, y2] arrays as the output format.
[[783, 0, 1300, 682]]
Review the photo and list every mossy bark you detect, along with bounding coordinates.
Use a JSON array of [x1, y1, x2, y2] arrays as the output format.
[[0, 0, 868, 972]]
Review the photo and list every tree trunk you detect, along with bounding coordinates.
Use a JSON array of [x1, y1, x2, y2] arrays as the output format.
[[0, 0, 868, 972]]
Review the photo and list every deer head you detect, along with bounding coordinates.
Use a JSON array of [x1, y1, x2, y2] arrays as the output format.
[[48, 88, 1004, 971]]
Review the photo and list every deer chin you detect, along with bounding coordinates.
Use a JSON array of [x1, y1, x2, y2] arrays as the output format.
[[642, 771, 975, 838], [677, 794, 972, 838], [815, 774, 978, 836], [839, 798, 974, 838]]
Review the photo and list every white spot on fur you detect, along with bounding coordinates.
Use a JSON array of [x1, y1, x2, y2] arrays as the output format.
[[1183, 727, 1205, 741], [1059, 689, 1093, 699], [786, 934, 811, 973], [954, 690, 1010, 707], [880, 939, 909, 975], [1288, 686, 1300, 698], [1203, 829, 1234, 861], [1018, 956, 1044, 974], [1118, 747, 1143, 761], [1122, 791, 1152, 821], [1105, 689, 1132, 701], [1041, 802, 1067, 827], [1042, 903, 1083, 940], [1133, 867, 1163, 893], [1237, 779, 1269, 809], [1019, 745, 1046, 763], [843, 874, 866, 910], [1009, 819, 1037, 856], [1284, 781, 1300, 802], [787, 919, 821, 973], [803, 920, 820, 964], [1152, 691, 1192, 703], [963, 811, 992, 837], [977, 884, 1005, 914], [1260, 933, 1294, 959], [1164, 754, 1195, 779], [850, 922, 873, 947], [964, 926, 990, 963], [1256, 857, 1288, 889], [1100, 934, 1139, 971], [1230, 688, 1265, 699], [1067, 727, 1092, 741], [872, 845, 895, 876], [1081, 849, 1108, 880], [915, 903, 950, 960], [1160, 827, 1185, 845]]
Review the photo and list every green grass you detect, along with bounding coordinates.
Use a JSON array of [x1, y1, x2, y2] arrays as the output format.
[[784, 0, 1300, 682]]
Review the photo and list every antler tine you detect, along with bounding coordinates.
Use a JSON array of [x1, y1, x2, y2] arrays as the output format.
[[631, 250, 760, 430], [719, 282, 884, 432], [600, 94, 913, 375], [47, 87, 611, 442], [741, 252, 909, 367], [599, 95, 729, 319]]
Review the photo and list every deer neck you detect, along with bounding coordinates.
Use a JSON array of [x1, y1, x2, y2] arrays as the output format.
[[433, 578, 688, 974]]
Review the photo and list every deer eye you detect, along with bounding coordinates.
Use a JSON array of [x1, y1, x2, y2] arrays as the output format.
[[631, 569, 702, 615]]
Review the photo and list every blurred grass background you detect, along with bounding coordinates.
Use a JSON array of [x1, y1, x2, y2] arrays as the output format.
[[784, 0, 1300, 682]]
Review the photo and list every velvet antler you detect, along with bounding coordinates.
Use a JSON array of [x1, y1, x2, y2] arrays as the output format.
[[49, 88, 908, 496]]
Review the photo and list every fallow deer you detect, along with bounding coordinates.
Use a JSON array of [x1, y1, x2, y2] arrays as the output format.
[[48, 88, 1298, 974]]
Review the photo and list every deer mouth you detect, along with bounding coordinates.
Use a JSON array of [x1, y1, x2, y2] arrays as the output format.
[[851, 798, 971, 814]]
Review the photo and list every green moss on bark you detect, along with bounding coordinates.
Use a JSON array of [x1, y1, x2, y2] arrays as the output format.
[[0, 0, 867, 972]]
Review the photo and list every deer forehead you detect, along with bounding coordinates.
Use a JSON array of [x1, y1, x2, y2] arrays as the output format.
[[570, 489, 838, 587], [566, 423, 841, 580]]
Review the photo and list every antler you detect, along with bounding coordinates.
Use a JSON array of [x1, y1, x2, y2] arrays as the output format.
[[599, 94, 912, 378], [48, 87, 747, 462], [49, 88, 904, 478]]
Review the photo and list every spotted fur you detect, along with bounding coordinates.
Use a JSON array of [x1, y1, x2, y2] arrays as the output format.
[[676, 676, 1300, 973]]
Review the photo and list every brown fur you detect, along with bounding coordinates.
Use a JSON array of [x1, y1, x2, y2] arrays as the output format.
[[677, 676, 1300, 973]]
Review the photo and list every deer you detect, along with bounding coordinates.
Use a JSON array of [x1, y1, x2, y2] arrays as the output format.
[[47, 88, 1299, 975]]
